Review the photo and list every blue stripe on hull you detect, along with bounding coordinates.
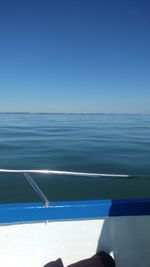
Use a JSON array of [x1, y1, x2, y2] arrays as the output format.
[[0, 199, 150, 224]]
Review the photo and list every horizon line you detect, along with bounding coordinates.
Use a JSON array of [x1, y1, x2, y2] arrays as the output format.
[[0, 112, 150, 115]]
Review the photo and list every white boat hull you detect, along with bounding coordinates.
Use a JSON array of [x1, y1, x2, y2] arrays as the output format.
[[0, 215, 150, 267]]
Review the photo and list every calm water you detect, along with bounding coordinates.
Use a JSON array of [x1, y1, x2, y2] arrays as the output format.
[[0, 114, 150, 204]]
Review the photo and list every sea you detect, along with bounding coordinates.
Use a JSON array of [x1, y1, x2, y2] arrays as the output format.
[[0, 113, 150, 204]]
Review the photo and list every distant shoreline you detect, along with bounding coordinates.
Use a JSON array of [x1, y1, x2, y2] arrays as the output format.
[[0, 112, 149, 115]]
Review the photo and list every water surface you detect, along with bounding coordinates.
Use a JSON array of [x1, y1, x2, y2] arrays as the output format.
[[0, 114, 150, 203]]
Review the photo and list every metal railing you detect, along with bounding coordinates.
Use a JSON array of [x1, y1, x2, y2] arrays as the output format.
[[1, 168, 150, 178], [0, 169, 150, 206]]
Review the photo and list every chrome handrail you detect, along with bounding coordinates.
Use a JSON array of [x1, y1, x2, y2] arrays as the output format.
[[0, 169, 149, 178], [0, 169, 149, 206]]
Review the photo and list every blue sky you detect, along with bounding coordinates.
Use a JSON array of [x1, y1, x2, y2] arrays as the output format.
[[0, 0, 150, 113]]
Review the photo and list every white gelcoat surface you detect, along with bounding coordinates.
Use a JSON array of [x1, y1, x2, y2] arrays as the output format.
[[0, 216, 150, 267]]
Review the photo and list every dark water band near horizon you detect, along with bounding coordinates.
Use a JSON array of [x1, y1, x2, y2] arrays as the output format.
[[0, 114, 150, 204]]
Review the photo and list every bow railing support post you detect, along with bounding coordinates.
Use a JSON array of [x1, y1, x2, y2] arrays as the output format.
[[23, 173, 49, 207]]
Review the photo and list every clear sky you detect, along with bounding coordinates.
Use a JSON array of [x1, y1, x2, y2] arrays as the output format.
[[0, 0, 150, 113]]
